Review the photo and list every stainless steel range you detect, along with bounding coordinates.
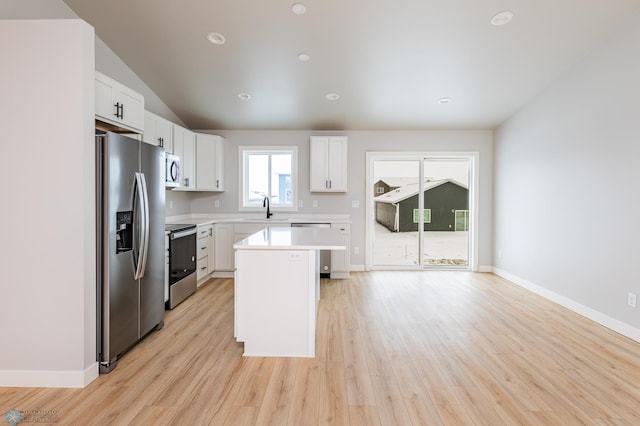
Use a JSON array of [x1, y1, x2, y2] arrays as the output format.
[[165, 224, 197, 309]]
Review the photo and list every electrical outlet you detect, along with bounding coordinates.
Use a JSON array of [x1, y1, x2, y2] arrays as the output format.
[[214, 200, 220, 208], [352, 200, 360, 208], [353, 247, 359, 255], [312, 200, 318, 208], [628, 293, 637, 308], [298, 199, 304, 208], [169, 200, 173, 209]]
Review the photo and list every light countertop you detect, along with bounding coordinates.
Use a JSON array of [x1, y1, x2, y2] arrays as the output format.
[[233, 226, 346, 251], [166, 213, 351, 227]]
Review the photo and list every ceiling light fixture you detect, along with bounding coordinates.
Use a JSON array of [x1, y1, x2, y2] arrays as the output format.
[[291, 3, 307, 15], [238, 93, 251, 100], [491, 10, 514, 26], [325, 93, 340, 101], [297, 53, 310, 62], [438, 97, 452, 104], [207, 32, 226, 45]]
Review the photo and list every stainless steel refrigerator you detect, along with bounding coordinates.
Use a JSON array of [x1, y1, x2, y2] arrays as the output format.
[[96, 132, 165, 373]]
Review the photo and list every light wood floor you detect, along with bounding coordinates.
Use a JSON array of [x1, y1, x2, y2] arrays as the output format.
[[2, 271, 640, 425]]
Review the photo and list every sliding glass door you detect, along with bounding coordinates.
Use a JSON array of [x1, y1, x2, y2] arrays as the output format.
[[369, 154, 473, 270], [372, 159, 421, 266]]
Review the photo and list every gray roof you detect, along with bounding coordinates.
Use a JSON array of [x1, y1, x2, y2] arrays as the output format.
[[374, 179, 468, 204], [375, 177, 419, 188]]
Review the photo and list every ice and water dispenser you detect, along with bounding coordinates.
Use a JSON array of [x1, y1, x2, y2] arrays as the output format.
[[115, 211, 133, 253]]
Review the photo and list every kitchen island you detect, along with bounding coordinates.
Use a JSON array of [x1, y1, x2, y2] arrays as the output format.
[[233, 226, 346, 357]]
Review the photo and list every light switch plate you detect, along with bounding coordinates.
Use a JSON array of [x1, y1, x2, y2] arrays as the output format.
[[352, 200, 360, 208]]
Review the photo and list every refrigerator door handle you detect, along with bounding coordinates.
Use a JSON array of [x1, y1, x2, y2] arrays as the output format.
[[139, 172, 150, 278], [133, 172, 147, 280]]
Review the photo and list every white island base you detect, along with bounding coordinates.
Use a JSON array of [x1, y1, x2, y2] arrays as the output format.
[[234, 227, 346, 357]]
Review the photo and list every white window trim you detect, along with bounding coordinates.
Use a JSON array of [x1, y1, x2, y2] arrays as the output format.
[[238, 146, 298, 212]]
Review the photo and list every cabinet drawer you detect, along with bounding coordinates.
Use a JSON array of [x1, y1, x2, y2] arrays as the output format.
[[197, 225, 212, 240], [197, 237, 209, 260], [197, 256, 209, 280]]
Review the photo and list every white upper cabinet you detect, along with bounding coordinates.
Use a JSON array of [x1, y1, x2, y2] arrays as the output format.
[[95, 71, 144, 133], [309, 136, 348, 192], [173, 124, 196, 189], [195, 133, 224, 191], [143, 110, 173, 152]]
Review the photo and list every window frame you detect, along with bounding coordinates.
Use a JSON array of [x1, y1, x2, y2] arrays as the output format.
[[238, 146, 298, 212]]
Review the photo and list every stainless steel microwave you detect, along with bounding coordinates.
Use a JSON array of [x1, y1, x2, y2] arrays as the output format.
[[165, 153, 180, 188]]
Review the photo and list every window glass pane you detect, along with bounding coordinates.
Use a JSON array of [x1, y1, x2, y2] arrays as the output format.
[[412, 209, 431, 223], [246, 154, 268, 205], [240, 147, 297, 209], [271, 153, 292, 205]]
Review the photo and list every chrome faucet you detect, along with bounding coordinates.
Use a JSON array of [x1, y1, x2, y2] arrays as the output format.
[[263, 196, 273, 219]]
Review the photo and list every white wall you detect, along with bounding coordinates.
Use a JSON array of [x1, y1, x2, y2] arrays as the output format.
[[0, 0, 185, 126], [186, 130, 494, 269], [493, 11, 640, 336], [0, 19, 97, 387]]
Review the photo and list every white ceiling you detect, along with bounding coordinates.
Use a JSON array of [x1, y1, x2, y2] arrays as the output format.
[[62, 0, 640, 131]]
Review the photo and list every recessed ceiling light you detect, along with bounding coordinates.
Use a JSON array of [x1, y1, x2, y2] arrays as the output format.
[[491, 10, 513, 26], [291, 3, 306, 15], [207, 32, 226, 45], [438, 97, 452, 104], [238, 93, 251, 100], [325, 93, 340, 101], [297, 53, 310, 62]]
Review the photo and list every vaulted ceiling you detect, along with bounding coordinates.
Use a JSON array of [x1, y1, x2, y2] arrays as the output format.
[[63, 0, 640, 130]]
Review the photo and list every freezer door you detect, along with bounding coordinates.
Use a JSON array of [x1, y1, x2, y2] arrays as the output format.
[[98, 133, 141, 363], [139, 142, 166, 336]]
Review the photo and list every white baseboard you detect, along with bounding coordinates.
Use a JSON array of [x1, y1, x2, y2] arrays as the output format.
[[478, 265, 492, 273], [349, 264, 365, 272], [492, 267, 640, 344], [0, 363, 99, 388]]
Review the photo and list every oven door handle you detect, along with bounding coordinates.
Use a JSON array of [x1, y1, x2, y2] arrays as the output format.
[[170, 228, 197, 239]]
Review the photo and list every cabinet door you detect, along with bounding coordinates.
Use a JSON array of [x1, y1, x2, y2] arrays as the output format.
[[309, 136, 329, 191], [214, 223, 234, 271], [143, 111, 160, 146], [173, 124, 184, 164], [157, 116, 173, 153], [118, 85, 145, 133], [145, 110, 174, 151], [310, 136, 348, 192], [182, 129, 196, 188], [95, 71, 144, 133], [327, 137, 348, 191], [331, 224, 350, 277], [207, 229, 215, 274], [214, 137, 224, 191], [95, 73, 118, 123], [195, 133, 223, 191]]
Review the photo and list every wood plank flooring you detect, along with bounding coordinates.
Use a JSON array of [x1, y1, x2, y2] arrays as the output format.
[[2, 271, 640, 425]]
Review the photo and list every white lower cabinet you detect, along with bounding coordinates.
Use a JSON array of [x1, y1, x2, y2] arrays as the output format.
[[331, 224, 350, 278], [196, 224, 213, 284], [214, 223, 234, 271], [213, 221, 350, 278]]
